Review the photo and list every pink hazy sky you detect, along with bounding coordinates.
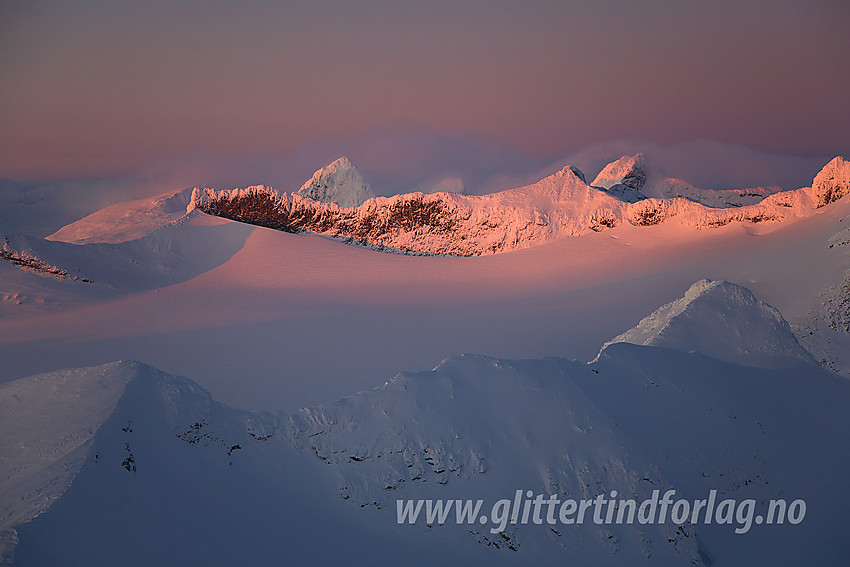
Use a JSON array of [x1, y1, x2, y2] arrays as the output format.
[[1, 0, 848, 181]]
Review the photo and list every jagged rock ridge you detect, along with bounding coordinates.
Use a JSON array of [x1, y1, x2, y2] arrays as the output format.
[[188, 157, 850, 256]]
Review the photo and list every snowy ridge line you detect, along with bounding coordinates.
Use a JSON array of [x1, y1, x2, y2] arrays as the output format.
[[45, 187, 196, 246], [0, 212, 247, 292], [6, 278, 850, 564], [189, 157, 850, 256], [1, 237, 92, 282], [591, 153, 778, 207], [597, 279, 817, 369]]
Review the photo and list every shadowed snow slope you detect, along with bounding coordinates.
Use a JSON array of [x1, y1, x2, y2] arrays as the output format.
[[7, 343, 850, 565], [2, 211, 252, 294], [600, 279, 817, 368], [0, 362, 137, 537], [7, 362, 445, 567]]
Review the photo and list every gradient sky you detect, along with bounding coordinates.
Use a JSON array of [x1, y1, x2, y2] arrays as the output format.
[[1, 0, 848, 182]]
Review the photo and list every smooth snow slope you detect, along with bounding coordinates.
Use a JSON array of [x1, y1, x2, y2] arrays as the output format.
[[0, 177, 183, 240], [2, 210, 252, 299], [45, 188, 193, 245], [600, 279, 816, 368]]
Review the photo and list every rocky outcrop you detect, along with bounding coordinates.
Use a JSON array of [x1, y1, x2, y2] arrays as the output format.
[[813, 157, 850, 207], [190, 157, 850, 256]]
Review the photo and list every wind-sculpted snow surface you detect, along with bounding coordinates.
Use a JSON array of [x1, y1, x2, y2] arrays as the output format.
[[190, 157, 850, 255]]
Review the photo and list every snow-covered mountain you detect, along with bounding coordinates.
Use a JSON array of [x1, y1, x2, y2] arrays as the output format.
[[0, 362, 136, 548], [2, 211, 251, 294], [4, 362, 426, 566], [4, 280, 849, 565], [812, 154, 850, 207], [296, 157, 375, 208], [45, 188, 194, 245], [591, 154, 775, 207], [4, 154, 850, 391], [188, 156, 850, 255], [599, 279, 816, 369], [189, 165, 620, 255], [4, 139, 850, 565], [37, 155, 849, 257]]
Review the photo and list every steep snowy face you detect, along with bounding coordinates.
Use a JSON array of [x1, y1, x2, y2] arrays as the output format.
[[592, 154, 648, 192], [287, 354, 705, 562], [813, 156, 850, 207], [601, 279, 816, 368], [0, 362, 138, 534], [296, 157, 375, 208]]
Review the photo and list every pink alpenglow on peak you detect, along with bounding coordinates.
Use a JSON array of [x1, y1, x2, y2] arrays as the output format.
[[813, 156, 850, 208], [296, 157, 375, 208], [42, 153, 850, 256], [186, 155, 849, 256]]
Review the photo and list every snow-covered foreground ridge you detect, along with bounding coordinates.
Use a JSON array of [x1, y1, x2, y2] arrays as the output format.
[[5, 281, 850, 565], [188, 156, 850, 255]]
